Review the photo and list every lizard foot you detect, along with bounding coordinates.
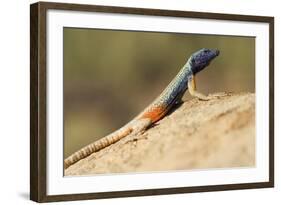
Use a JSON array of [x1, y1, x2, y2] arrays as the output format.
[[208, 92, 232, 99], [197, 92, 230, 101]]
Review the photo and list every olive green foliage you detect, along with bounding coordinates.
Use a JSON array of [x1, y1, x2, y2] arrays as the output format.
[[64, 28, 255, 157]]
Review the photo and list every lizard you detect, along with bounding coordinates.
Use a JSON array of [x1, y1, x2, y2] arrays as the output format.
[[64, 48, 220, 169]]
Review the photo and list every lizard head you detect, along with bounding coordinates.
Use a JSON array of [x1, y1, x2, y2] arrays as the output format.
[[189, 48, 220, 74]]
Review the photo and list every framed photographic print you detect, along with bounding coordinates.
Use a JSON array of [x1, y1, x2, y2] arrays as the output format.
[[30, 1, 274, 202]]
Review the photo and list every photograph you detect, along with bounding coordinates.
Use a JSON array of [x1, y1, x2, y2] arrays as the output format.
[[63, 28, 255, 176], [30, 2, 273, 202]]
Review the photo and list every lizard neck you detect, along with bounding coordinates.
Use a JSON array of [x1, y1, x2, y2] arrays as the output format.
[[169, 59, 194, 89], [161, 60, 193, 103], [176, 60, 194, 82]]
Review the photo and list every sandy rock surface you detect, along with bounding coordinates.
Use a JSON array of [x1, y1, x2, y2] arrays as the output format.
[[65, 93, 255, 176]]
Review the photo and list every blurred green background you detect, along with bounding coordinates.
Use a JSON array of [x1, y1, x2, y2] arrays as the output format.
[[63, 28, 255, 158]]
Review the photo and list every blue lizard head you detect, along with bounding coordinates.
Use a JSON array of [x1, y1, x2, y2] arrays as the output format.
[[189, 48, 220, 74]]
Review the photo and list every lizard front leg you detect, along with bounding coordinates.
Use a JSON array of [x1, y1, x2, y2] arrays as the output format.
[[188, 75, 228, 100], [188, 75, 212, 101]]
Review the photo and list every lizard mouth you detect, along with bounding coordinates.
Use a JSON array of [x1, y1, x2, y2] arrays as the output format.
[[207, 49, 220, 65], [215, 49, 220, 56]]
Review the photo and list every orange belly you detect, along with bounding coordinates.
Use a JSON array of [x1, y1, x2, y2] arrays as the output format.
[[140, 106, 166, 123]]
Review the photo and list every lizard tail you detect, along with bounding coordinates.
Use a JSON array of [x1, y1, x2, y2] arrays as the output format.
[[64, 126, 133, 169]]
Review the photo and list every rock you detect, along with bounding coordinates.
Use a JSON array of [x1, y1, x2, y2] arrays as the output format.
[[65, 92, 255, 176]]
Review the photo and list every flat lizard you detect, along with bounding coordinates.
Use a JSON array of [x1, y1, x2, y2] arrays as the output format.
[[64, 48, 220, 169]]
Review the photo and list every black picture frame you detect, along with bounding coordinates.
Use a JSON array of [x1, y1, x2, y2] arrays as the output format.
[[30, 1, 274, 202]]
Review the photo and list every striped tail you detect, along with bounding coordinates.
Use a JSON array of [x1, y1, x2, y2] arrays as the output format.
[[64, 126, 133, 169]]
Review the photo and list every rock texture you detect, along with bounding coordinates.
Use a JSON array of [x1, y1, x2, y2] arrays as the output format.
[[65, 92, 255, 176]]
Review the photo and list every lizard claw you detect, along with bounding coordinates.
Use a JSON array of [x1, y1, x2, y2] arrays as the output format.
[[198, 96, 211, 101]]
